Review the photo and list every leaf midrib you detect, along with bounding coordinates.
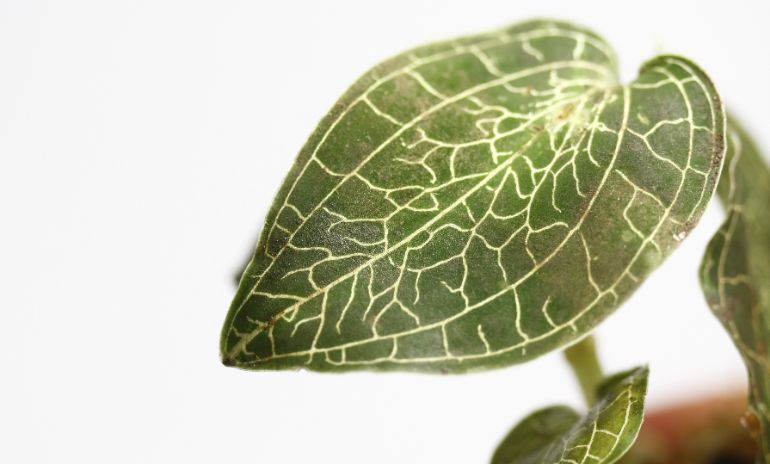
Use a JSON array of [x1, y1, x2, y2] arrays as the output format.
[[228, 89, 612, 361], [232, 86, 621, 364], [227, 61, 616, 355]]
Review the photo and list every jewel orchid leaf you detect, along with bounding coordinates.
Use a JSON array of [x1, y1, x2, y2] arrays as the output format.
[[700, 119, 770, 461], [221, 20, 725, 372], [492, 366, 648, 464]]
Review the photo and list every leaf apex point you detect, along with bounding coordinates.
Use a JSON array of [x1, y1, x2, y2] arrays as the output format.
[[220, 353, 237, 368]]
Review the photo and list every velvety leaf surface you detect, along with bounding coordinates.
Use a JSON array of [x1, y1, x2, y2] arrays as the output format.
[[221, 19, 725, 372], [492, 367, 648, 464], [700, 119, 770, 460]]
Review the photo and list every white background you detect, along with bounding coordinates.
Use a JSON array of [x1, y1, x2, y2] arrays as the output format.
[[2, 1, 769, 462]]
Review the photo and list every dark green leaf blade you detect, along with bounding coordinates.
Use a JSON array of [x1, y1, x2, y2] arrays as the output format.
[[492, 367, 648, 464], [491, 406, 581, 464], [700, 119, 770, 460], [221, 19, 725, 372]]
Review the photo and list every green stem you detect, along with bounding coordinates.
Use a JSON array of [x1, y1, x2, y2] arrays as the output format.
[[564, 335, 604, 408]]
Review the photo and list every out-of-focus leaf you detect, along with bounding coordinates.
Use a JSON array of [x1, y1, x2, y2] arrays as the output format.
[[700, 119, 770, 461]]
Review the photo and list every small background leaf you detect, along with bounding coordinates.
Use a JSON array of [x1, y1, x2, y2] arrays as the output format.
[[492, 366, 648, 464], [491, 406, 580, 464], [700, 118, 770, 460], [222, 19, 725, 372]]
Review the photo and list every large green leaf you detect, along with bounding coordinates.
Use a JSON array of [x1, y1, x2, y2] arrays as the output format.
[[492, 367, 648, 464], [221, 19, 725, 372], [700, 119, 770, 460]]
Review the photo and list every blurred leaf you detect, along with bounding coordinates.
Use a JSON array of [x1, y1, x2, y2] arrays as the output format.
[[492, 367, 648, 464], [221, 19, 725, 372], [700, 118, 770, 461]]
